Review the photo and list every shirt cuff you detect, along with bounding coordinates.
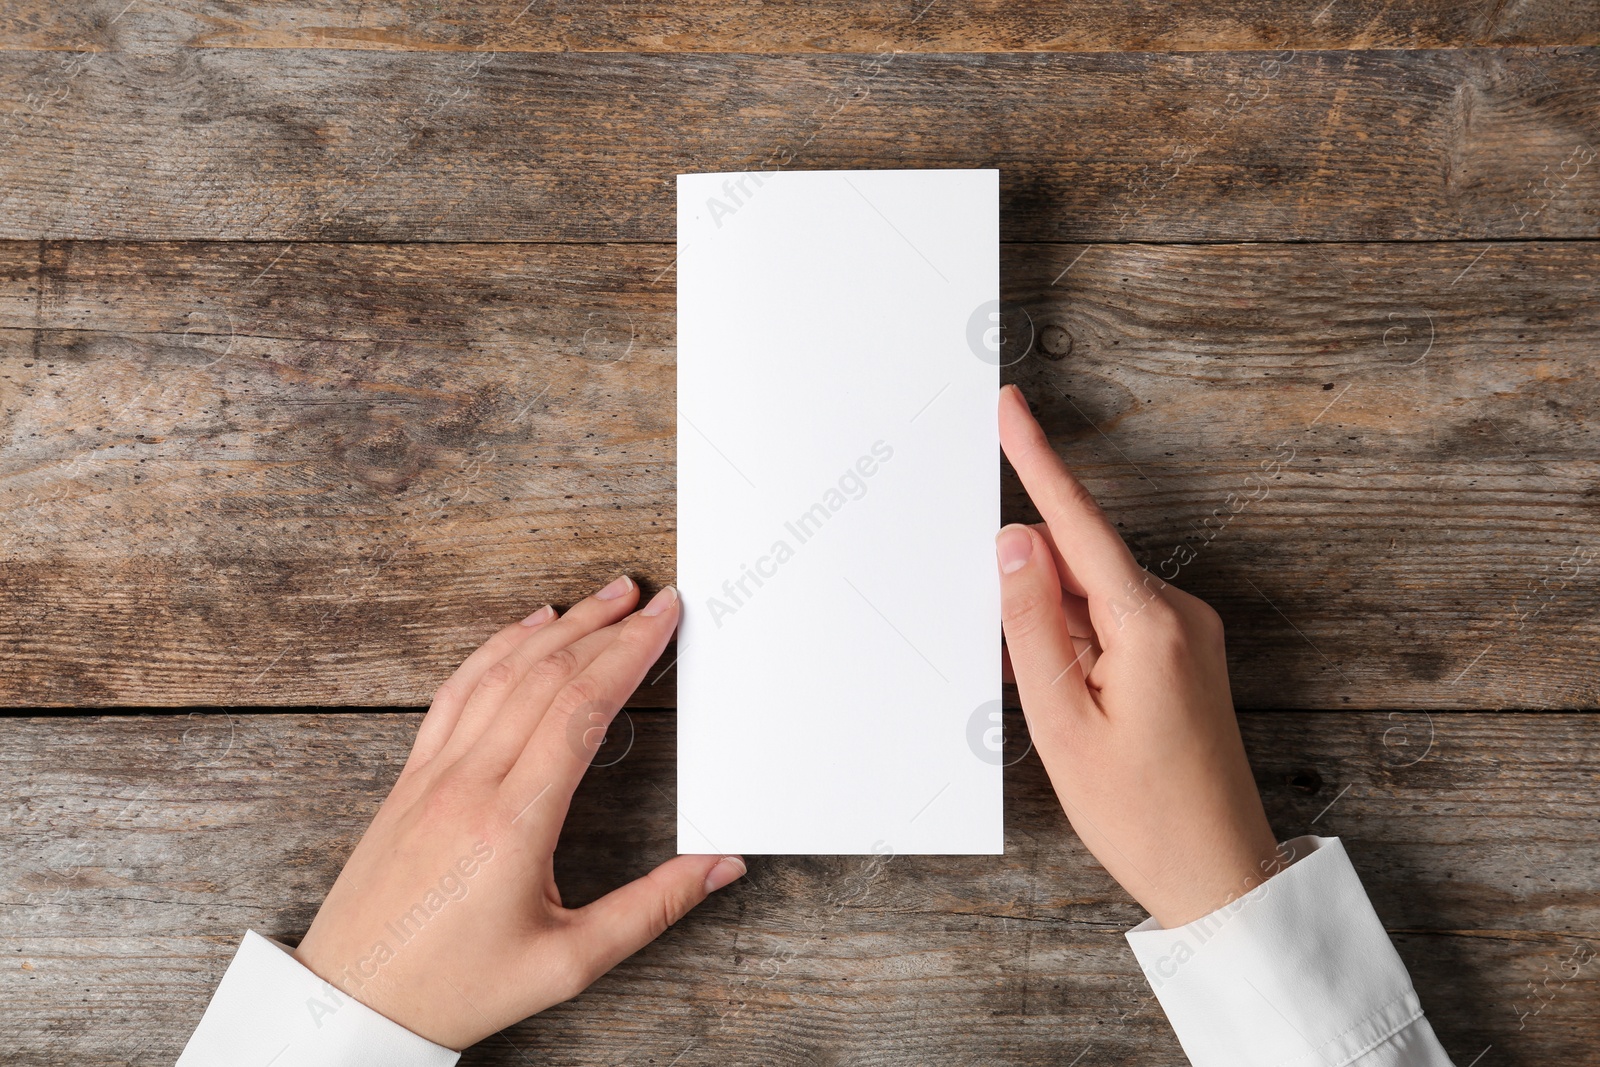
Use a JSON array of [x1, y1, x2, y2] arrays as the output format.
[[1125, 836, 1454, 1067], [177, 930, 461, 1067]]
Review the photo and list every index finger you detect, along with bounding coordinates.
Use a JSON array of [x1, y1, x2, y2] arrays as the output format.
[[501, 586, 682, 840], [998, 384, 1146, 603]]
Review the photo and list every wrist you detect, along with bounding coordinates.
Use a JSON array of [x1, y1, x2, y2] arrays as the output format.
[[1147, 833, 1290, 929]]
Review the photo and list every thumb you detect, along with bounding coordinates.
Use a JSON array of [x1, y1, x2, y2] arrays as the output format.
[[570, 853, 745, 981], [997, 524, 1093, 721]]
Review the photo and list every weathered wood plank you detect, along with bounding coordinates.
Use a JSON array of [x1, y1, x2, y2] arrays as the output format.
[[1, 711, 1595, 1065], [0, 48, 1596, 242], [3, 239, 1598, 709], [4, 239, 1597, 709], [4, 0, 1597, 53]]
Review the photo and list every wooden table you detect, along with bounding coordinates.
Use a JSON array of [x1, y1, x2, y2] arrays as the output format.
[[3, 4, 1597, 1064]]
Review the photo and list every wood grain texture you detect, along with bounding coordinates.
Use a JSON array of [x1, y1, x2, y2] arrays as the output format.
[[0, 47, 1597, 242], [4, 0, 1598, 54], [2, 6, 1595, 1065], [1, 710, 1596, 1066], [4, 238, 1598, 709]]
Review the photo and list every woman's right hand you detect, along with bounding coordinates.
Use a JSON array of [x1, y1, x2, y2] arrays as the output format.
[[995, 384, 1284, 929], [293, 575, 745, 1051]]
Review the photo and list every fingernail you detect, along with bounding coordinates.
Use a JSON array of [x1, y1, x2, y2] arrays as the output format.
[[641, 586, 678, 617], [704, 855, 746, 893], [996, 524, 1034, 574], [519, 604, 555, 627], [1005, 383, 1031, 412], [596, 574, 633, 600]]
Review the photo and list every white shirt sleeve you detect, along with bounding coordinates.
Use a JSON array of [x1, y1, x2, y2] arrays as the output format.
[[176, 930, 461, 1067], [1125, 835, 1455, 1067]]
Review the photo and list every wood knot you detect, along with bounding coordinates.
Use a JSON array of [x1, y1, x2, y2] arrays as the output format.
[[1039, 323, 1073, 360]]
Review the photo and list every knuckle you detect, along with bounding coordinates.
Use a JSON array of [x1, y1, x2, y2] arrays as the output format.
[[1111, 588, 1184, 648], [559, 673, 606, 714], [1191, 600, 1225, 639], [1000, 583, 1059, 638], [1145, 595, 1184, 631], [1192, 612, 1226, 657], [615, 622, 664, 665], [1062, 473, 1100, 514], [1167, 587, 1226, 642], [1144, 608, 1192, 657], [1113, 577, 1169, 624], [646, 869, 692, 938], [428, 680, 459, 712], [1048, 467, 1106, 522], [1141, 602, 1182, 636], [530, 646, 581, 689], [653, 895, 680, 938], [478, 660, 516, 692]]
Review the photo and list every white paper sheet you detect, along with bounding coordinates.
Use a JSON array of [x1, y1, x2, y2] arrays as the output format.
[[676, 169, 1001, 855]]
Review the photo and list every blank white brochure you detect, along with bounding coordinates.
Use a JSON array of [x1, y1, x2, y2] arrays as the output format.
[[676, 169, 1001, 855]]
